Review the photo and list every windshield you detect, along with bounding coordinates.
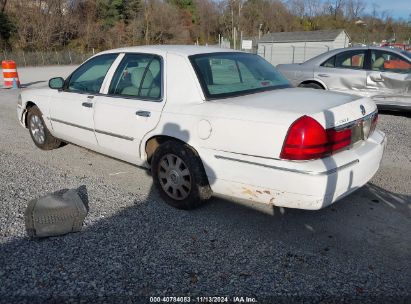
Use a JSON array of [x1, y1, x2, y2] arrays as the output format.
[[189, 52, 291, 99]]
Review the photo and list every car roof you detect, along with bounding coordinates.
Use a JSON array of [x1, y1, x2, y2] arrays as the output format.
[[99, 45, 239, 57], [302, 45, 409, 65]]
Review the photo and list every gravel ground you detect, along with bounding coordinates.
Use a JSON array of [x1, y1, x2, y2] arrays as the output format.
[[0, 67, 410, 303]]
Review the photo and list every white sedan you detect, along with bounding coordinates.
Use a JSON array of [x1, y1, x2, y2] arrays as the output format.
[[17, 45, 386, 210]]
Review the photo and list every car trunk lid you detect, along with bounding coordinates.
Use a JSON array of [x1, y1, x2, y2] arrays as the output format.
[[215, 87, 377, 129]]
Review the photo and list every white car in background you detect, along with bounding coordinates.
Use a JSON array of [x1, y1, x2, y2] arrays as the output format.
[[17, 45, 386, 210]]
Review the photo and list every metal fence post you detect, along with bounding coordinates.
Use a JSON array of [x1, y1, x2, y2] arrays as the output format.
[[22, 50, 27, 67], [292, 46, 295, 64], [303, 42, 306, 62], [270, 45, 273, 64]]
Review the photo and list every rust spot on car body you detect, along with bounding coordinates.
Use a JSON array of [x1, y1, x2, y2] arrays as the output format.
[[242, 187, 258, 198]]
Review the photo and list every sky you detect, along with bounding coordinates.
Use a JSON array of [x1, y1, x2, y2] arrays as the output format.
[[363, 0, 410, 20]]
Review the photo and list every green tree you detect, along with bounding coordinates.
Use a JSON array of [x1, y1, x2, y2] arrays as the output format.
[[97, 0, 126, 27], [123, 0, 142, 21], [0, 11, 15, 47], [167, 0, 197, 23]]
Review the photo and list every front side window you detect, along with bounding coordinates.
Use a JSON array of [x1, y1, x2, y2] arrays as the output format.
[[67, 54, 118, 94], [371, 50, 411, 74], [334, 50, 365, 69], [190, 52, 291, 99], [109, 53, 162, 100]]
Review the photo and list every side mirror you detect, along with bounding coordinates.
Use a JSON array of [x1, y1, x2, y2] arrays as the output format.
[[49, 77, 64, 90]]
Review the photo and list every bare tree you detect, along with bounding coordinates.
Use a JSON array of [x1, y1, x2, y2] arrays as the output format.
[[325, 0, 345, 20], [143, 0, 187, 45], [345, 0, 365, 20], [194, 0, 219, 44], [0, 0, 7, 12], [288, 0, 305, 18]]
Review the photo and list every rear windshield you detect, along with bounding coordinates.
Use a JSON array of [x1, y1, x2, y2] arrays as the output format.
[[189, 52, 291, 99]]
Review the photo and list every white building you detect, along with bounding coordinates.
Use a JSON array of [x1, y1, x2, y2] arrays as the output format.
[[257, 29, 350, 66]]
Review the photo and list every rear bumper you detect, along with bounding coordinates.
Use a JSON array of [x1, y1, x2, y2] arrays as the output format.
[[17, 105, 26, 128], [202, 130, 386, 210]]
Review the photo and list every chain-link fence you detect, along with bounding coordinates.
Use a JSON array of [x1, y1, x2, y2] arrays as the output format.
[[1, 50, 95, 67]]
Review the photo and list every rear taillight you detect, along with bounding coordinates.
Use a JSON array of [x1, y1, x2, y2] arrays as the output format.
[[280, 116, 352, 161]]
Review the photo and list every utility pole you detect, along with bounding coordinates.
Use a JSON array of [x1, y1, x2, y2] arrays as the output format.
[[238, 1, 243, 51], [231, 1, 234, 48], [234, 27, 237, 50]]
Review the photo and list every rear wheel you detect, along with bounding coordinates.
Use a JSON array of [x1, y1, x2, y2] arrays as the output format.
[[151, 141, 212, 210], [298, 82, 324, 89], [27, 106, 62, 150]]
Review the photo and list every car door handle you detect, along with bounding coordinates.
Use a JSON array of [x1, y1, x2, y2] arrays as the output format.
[[370, 76, 384, 82], [318, 74, 330, 78], [87, 95, 94, 99], [369, 73, 385, 82], [136, 111, 151, 117], [82, 102, 93, 108]]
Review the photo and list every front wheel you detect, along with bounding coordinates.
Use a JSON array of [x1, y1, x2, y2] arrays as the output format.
[[151, 141, 212, 210], [27, 106, 62, 150]]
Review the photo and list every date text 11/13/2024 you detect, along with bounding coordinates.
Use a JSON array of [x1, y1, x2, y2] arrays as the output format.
[[149, 296, 257, 303]]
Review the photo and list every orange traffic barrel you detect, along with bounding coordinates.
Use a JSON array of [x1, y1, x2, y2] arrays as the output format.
[[2, 60, 20, 88]]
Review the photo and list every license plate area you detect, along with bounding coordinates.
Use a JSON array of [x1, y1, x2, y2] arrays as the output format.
[[351, 116, 373, 143]]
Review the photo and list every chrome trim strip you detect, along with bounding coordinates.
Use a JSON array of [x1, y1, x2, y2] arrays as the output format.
[[334, 111, 377, 131], [214, 155, 359, 176], [50, 118, 134, 141], [95, 129, 134, 141], [50, 118, 94, 132], [214, 150, 282, 161]]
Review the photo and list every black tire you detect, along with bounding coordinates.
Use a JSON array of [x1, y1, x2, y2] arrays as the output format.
[[151, 141, 212, 210], [298, 82, 324, 89], [27, 106, 62, 150]]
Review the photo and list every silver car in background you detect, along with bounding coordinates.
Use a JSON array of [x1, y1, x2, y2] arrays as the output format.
[[277, 47, 411, 111]]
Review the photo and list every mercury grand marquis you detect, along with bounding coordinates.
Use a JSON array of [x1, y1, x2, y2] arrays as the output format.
[[17, 45, 386, 210]]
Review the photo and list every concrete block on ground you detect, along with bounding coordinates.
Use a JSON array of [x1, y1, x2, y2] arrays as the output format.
[[25, 187, 89, 238]]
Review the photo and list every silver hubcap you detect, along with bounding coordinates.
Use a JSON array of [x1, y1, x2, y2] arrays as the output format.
[[158, 154, 191, 200], [29, 115, 45, 144]]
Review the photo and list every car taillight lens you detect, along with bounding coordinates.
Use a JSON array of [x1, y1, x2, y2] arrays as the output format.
[[280, 116, 352, 161]]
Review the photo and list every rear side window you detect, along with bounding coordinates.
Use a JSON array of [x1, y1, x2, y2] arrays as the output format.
[[109, 53, 162, 100], [321, 51, 366, 69], [190, 52, 291, 99], [321, 56, 335, 68], [335, 50, 365, 69], [67, 54, 118, 94]]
